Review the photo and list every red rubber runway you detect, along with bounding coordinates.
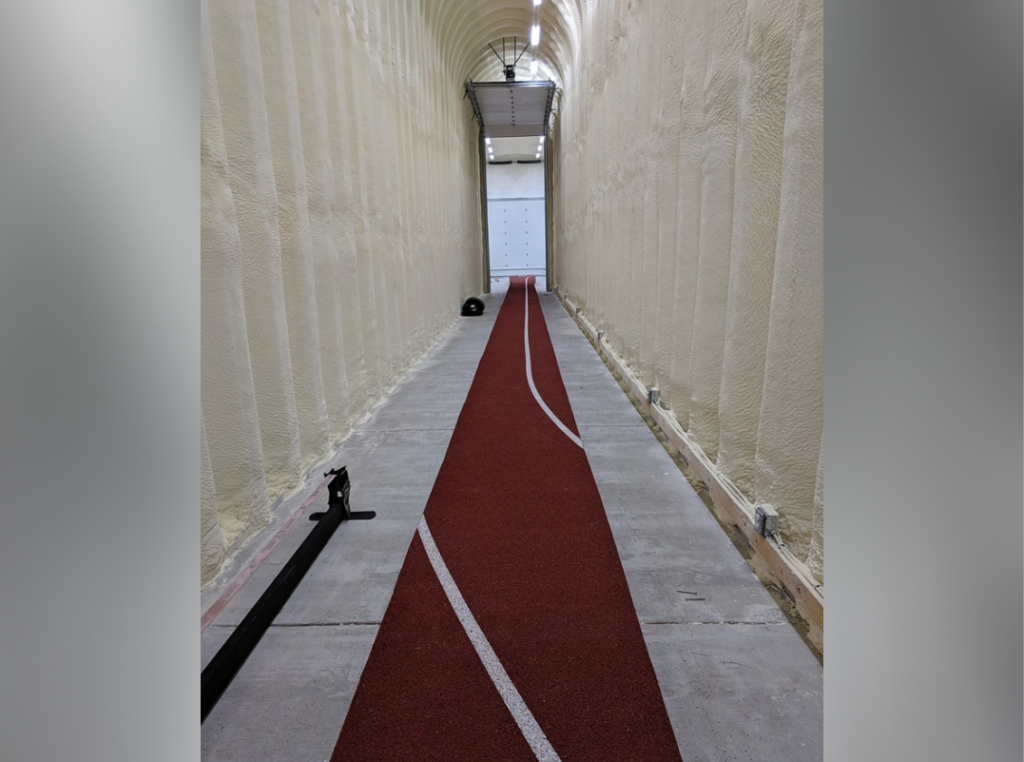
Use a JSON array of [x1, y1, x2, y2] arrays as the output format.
[[330, 277, 682, 761]]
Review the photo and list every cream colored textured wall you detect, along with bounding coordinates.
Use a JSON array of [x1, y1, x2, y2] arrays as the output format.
[[553, 0, 823, 584], [201, 0, 483, 585]]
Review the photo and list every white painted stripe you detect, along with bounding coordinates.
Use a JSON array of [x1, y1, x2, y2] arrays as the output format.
[[523, 277, 584, 449], [417, 517, 562, 762]]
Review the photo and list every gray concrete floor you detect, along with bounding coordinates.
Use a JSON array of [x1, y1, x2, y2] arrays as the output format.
[[200, 277, 822, 762]]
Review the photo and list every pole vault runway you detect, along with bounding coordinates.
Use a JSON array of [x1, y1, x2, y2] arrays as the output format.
[[330, 277, 682, 761]]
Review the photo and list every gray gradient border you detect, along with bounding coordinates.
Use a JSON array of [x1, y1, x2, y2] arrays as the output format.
[[0, 1, 1019, 760], [825, 1, 1022, 760]]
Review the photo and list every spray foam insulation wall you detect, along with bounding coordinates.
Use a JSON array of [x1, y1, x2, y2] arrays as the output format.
[[551, 0, 823, 583], [201, 0, 485, 584]]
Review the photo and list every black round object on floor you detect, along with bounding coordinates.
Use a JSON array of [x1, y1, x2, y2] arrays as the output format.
[[461, 297, 485, 316]]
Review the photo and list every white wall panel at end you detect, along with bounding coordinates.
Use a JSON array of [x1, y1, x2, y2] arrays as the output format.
[[488, 198, 547, 275], [486, 161, 545, 199]]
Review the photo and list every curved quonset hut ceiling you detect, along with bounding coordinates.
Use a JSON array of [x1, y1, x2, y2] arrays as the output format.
[[421, 0, 582, 90]]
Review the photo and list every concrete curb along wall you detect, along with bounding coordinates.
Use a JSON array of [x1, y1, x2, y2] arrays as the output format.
[[557, 290, 823, 652]]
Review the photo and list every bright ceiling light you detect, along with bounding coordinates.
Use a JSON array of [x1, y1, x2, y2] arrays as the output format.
[[530, 59, 539, 76], [530, 24, 540, 47], [533, 0, 542, 6], [485, 136, 491, 145], [540, 136, 545, 143]]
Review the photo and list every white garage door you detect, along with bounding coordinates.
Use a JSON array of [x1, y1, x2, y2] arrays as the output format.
[[488, 198, 546, 276]]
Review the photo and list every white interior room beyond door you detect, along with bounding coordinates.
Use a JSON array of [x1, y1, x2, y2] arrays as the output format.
[[486, 155, 546, 278]]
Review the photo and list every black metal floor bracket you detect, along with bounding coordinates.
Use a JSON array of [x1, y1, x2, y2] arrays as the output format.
[[201, 466, 373, 722], [324, 467, 376, 521]]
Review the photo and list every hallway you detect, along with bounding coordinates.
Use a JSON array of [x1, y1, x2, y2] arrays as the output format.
[[201, 278, 821, 761], [201, 0, 824, 757]]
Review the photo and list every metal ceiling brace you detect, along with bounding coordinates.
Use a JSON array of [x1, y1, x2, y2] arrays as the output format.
[[464, 80, 484, 131]]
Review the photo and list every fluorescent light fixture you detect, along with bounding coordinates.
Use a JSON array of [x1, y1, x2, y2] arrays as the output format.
[[535, 152, 541, 158], [533, 0, 542, 6], [485, 136, 491, 145], [530, 24, 540, 47], [540, 136, 545, 143], [530, 59, 539, 76]]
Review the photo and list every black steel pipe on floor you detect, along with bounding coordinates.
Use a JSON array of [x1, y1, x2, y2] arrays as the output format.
[[201, 467, 369, 722]]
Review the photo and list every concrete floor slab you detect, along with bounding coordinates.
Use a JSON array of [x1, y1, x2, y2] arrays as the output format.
[[642, 622, 822, 762], [210, 507, 428, 629], [565, 389, 650, 428], [201, 625, 232, 672], [202, 625, 379, 762]]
